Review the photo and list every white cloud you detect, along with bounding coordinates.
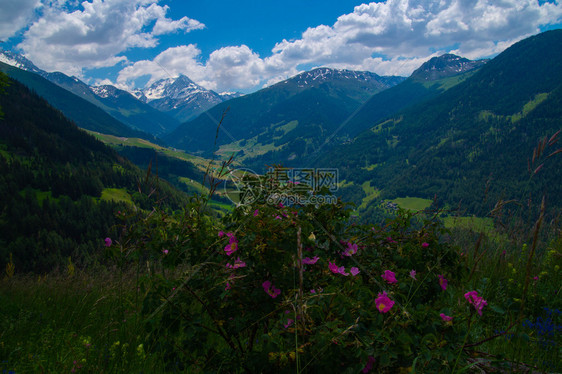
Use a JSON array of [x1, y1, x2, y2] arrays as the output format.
[[17, 0, 204, 76], [36, 0, 562, 92], [117, 44, 206, 89], [116, 42, 301, 92], [265, 0, 562, 78], [0, 0, 41, 40]]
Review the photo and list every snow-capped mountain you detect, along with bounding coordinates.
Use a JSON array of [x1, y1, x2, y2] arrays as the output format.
[[287, 67, 405, 89], [0, 50, 43, 74], [0, 50, 179, 136], [410, 53, 488, 81], [219, 91, 245, 101], [164, 66, 407, 154], [131, 75, 227, 123]]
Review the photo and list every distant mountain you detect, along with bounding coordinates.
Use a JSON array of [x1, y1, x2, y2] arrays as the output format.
[[0, 50, 179, 136], [0, 50, 42, 73], [409, 54, 487, 81], [219, 91, 245, 101], [88, 84, 180, 135], [0, 61, 157, 141], [132, 75, 227, 123], [318, 30, 562, 217], [0, 76, 188, 272], [164, 67, 406, 160], [318, 54, 488, 152]]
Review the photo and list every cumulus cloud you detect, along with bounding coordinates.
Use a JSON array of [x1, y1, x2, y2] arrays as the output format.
[[117, 44, 288, 92], [268, 0, 562, 76], [117, 44, 206, 89], [28, 0, 561, 92], [17, 0, 204, 76], [0, 0, 41, 40]]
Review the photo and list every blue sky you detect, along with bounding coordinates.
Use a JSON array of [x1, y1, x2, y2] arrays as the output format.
[[1, 0, 561, 93]]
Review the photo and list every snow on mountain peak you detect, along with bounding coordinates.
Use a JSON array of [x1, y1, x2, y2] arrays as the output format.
[[0, 50, 42, 73]]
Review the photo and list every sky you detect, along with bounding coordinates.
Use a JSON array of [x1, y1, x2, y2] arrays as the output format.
[[1, 0, 562, 94]]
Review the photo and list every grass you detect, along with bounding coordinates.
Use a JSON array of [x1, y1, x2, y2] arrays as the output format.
[[100, 188, 133, 205], [86, 130, 213, 172], [510, 93, 549, 123], [359, 181, 380, 210], [1, 211, 560, 372], [391, 196, 433, 211], [216, 135, 284, 161], [443, 215, 494, 232], [478, 93, 550, 125], [178, 176, 209, 194], [0, 268, 164, 373]]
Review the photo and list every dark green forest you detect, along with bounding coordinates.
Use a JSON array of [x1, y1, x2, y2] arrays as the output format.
[[319, 30, 562, 219], [0, 76, 188, 272]]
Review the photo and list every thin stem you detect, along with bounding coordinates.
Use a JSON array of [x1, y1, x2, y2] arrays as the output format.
[[519, 196, 545, 321], [452, 313, 472, 373]]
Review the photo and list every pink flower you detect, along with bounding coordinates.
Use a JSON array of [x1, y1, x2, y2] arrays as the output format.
[[350, 267, 360, 277], [381, 270, 397, 284], [224, 233, 238, 256], [440, 313, 453, 322], [104, 237, 112, 247], [262, 280, 281, 298], [224, 241, 238, 256], [310, 289, 316, 294], [225, 282, 231, 291], [218, 231, 225, 237], [283, 319, 294, 328], [362, 356, 376, 373], [226, 257, 246, 269], [275, 215, 282, 220], [409, 270, 417, 280], [302, 256, 319, 265], [375, 292, 395, 313], [464, 291, 487, 316], [343, 242, 358, 257], [386, 236, 397, 243], [329, 262, 349, 276], [438, 275, 448, 290], [422, 242, 429, 248], [253, 209, 259, 216], [162, 249, 169, 255], [337, 266, 349, 276]]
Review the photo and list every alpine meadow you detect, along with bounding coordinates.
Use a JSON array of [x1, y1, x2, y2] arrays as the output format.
[[1, 4, 562, 373]]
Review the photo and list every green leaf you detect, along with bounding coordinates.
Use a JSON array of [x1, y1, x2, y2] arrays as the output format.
[[489, 305, 505, 314]]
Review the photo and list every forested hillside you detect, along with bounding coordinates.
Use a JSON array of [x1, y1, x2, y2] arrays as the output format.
[[320, 30, 562, 218], [0, 62, 158, 142], [0, 76, 188, 272], [164, 68, 405, 157]]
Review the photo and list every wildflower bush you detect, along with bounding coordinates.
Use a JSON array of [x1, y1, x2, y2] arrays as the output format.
[[2, 172, 560, 373], [107, 174, 516, 373]]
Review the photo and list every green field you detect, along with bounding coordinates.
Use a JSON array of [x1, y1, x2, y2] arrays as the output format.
[[100, 188, 133, 205], [86, 130, 214, 172], [391, 196, 433, 211], [359, 181, 380, 209]]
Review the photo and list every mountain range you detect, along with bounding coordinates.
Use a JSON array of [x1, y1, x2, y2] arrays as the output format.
[[0, 50, 241, 136], [317, 29, 562, 218], [240, 54, 488, 170], [2, 29, 561, 224], [163, 67, 407, 156], [132, 75, 243, 123], [0, 60, 157, 141]]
